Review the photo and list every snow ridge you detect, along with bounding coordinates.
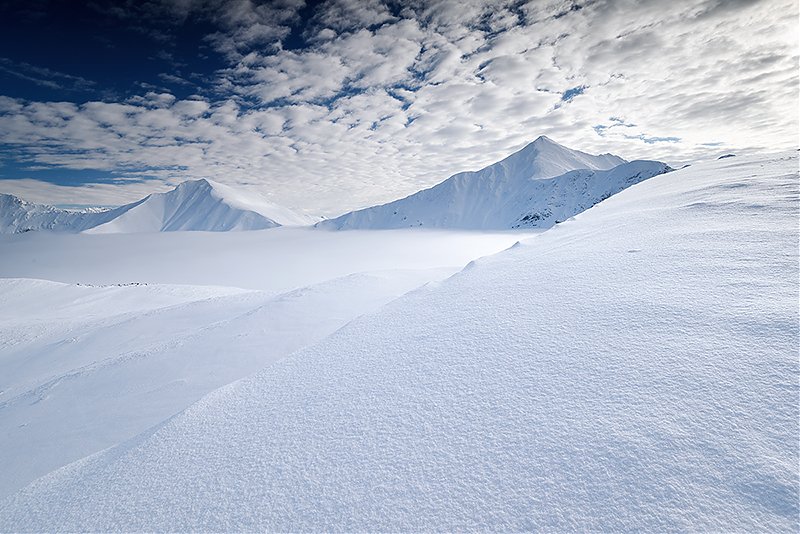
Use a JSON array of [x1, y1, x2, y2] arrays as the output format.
[[86, 179, 308, 233], [0, 194, 120, 234]]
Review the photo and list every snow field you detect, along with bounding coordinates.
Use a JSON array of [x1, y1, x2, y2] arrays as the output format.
[[1, 152, 795, 531]]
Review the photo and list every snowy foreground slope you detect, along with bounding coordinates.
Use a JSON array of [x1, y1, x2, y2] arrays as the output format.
[[0, 229, 523, 498], [320, 136, 670, 230], [0, 179, 311, 234], [2, 152, 796, 531], [0, 272, 446, 498]]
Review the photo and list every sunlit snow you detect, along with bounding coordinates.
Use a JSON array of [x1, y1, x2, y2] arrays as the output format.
[[0, 144, 796, 531]]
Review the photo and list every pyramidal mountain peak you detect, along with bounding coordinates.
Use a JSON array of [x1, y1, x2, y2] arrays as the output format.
[[319, 137, 668, 230], [493, 136, 628, 181], [529, 134, 557, 146]]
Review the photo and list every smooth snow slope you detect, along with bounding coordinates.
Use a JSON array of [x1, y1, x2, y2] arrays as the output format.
[[319, 136, 667, 230], [0, 270, 448, 498], [0, 228, 524, 497], [87, 178, 311, 233], [0, 194, 120, 234], [3, 152, 796, 531]]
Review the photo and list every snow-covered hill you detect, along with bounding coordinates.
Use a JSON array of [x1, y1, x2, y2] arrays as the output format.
[[319, 136, 670, 230], [0, 179, 312, 234], [2, 152, 795, 531], [86, 179, 311, 233], [0, 194, 120, 234]]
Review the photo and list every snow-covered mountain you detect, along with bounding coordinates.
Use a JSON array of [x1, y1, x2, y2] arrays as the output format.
[[0, 179, 311, 234], [319, 136, 671, 230], [0, 194, 121, 234], [86, 179, 311, 233]]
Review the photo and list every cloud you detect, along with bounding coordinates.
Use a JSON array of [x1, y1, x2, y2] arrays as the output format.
[[0, 0, 797, 215], [307, 0, 395, 33], [0, 58, 95, 91], [204, 0, 306, 59], [87, 0, 306, 56]]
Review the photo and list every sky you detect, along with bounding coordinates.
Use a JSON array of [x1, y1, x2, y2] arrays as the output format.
[[0, 0, 797, 216]]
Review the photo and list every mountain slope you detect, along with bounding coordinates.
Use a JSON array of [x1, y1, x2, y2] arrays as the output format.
[[86, 179, 311, 233], [319, 136, 669, 230], [0, 194, 120, 234], [2, 152, 796, 531], [0, 179, 311, 234]]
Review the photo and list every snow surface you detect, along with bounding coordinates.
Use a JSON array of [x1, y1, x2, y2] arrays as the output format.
[[0, 271, 452, 498], [0, 228, 524, 498], [1, 152, 796, 531], [319, 136, 669, 230], [0, 179, 312, 234]]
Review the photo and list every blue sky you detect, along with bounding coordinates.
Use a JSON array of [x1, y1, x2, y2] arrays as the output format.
[[0, 0, 797, 215]]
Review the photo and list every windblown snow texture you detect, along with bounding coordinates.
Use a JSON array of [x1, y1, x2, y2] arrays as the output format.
[[0, 270, 453, 498], [2, 152, 796, 531], [0, 226, 523, 498], [319, 136, 670, 230]]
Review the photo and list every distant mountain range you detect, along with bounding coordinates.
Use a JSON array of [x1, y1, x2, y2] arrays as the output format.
[[318, 136, 671, 230], [0, 194, 122, 234], [0, 179, 312, 234], [0, 138, 672, 234]]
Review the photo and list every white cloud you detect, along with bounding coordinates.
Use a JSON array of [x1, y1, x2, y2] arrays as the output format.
[[307, 0, 395, 33]]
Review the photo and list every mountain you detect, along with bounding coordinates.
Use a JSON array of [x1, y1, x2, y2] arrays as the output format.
[[0, 194, 121, 234], [2, 152, 795, 531], [0, 179, 311, 234], [318, 136, 671, 230], [86, 179, 311, 233]]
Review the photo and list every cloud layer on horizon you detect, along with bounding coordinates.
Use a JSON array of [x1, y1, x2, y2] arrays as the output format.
[[0, 0, 797, 216]]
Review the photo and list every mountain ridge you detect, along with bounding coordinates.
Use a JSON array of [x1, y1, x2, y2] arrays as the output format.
[[318, 137, 670, 230], [0, 194, 124, 234], [1, 138, 671, 234], [86, 178, 312, 233], [0, 179, 311, 234]]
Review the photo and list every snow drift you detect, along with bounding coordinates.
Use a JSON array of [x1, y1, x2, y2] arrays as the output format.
[[2, 152, 796, 531], [319, 136, 671, 230], [0, 179, 311, 234], [0, 227, 523, 497]]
